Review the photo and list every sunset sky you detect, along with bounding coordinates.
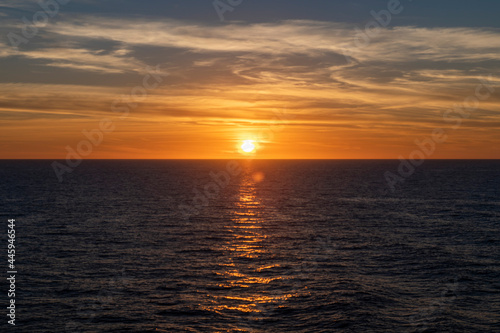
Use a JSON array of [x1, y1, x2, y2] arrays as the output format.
[[1, 0, 499, 159]]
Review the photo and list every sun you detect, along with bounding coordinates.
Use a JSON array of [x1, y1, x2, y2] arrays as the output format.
[[241, 140, 256, 153]]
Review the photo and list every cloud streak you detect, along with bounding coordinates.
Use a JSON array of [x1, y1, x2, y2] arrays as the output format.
[[0, 15, 499, 158], [43, 18, 500, 62]]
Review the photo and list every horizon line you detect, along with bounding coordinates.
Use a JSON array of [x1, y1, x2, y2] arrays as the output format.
[[1, 158, 500, 161]]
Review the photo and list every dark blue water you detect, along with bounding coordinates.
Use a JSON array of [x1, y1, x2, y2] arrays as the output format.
[[1, 160, 499, 332]]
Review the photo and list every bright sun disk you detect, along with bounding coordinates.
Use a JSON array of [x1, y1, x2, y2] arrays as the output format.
[[241, 140, 255, 153]]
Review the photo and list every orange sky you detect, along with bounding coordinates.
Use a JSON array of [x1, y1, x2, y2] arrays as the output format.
[[1, 12, 499, 159]]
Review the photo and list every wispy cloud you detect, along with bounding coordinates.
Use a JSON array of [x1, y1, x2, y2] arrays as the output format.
[[21, 47, 143, 73], [0, 15, 499, 158], [43, 18, 500, 62]]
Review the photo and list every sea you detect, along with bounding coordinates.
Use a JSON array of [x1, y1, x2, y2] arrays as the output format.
[[0, 159, 499, 332]]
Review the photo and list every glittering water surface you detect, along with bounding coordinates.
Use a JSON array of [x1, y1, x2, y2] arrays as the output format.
[[1, 160, 499, 332]]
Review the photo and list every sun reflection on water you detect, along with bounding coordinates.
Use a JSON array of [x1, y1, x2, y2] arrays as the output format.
[[202, 166, 295, 330]]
